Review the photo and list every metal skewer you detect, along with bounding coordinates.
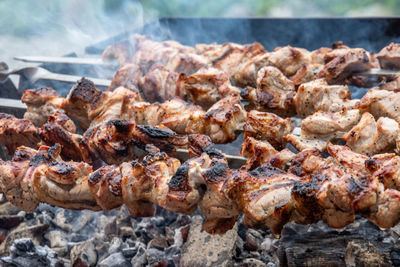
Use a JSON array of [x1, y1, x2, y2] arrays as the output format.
[[14, 56, 400, 77], [14, 56, 115, 66]]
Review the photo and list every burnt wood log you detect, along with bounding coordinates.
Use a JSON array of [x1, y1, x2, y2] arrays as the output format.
[[277, 217, 399, 267]]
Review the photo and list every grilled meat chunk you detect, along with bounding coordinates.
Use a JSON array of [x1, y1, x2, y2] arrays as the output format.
[[244, 110, 293, 149], [254, 66, 296, 113], [211, 42, 265, 86], [294, 79, 357, 118], [377, 43, 400, 69], [107, 63, 143, 92], [184, 67, 241, 109], [284, 134, 328, 152], [5, 141, 400, 235], [264, 46, 311, 77], [301, 109, 361, 141], [186, 95, 246, 143], [139, 64, 187, 103], [357, 88, 400, 123], [22, 87, 65, 127], [241, 137, 295, 170], [317, 48, 379, 85], [0, 113, 40, 155], [343, 112, 399, 156]]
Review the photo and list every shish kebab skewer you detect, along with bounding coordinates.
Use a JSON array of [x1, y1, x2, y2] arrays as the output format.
[[13, 56, 400, 77], [2, 137, 400, 236], [0, 112, 249, 168], [20, 78, 296, 148]]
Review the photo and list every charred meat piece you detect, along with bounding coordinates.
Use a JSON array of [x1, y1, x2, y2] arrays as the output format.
[[22, 87, 65, 127], [211, 42, 265, 86], [294, 79, 357, 118], [254, 66, 296, 113], [244, 110, 293, 149], [107, 63, 143, 92], [376, 43, 400, 69], [62, 78, 107, 130], [141, 64, 187, 102], [300, 109, 361, 141], [343, 112, 399, 156], [240, 137, 295, 170], [357, 88, 400, 123], [186, 95, 246, 143], [184, 67, 241, 109], [264, 46, 311, 77], [318, 48, 379, 85], [0, 113, 40, 155], [80, 119, 188, 165]]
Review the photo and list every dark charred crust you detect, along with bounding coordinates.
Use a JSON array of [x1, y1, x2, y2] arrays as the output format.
[[348, 176, 368, 194], [12, 149, 34, 162], [292, 174, 329, 199], [69, 78, 103, 109], [108, 173, 122, 196], [130, 160, 143, 168], [29, 153, 50, 167], [365, 158, 379, 171], [108, 120, 131, 133], [137, 125, 176, 139], [168, 162, 190, 191], [88, 169, 103, 185], [203, 147, 224, 159], [203, 161, 228, 183], [249, 164, 285, 178], [143, 152, 168, 165], [48, 162, 74, 175]]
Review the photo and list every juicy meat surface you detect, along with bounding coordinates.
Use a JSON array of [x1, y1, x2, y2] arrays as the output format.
[[107, 63, 143, 92], [186, 95, 247, 143], [294, 79, 357, 118], [343, 112, 400, 156], [244, 110, 293, 149], [22, 87, 65, 127], [0, 113, 40, 155], [317, 48, 379, 85], [357, 88, 400, 123], [376, 43, 400, 69], [254, 66, 296, 113], [264, 46, 311, 77], [300, 109, 361, 141], [141, 64, 187, 103], [183, 67, 241, 110]]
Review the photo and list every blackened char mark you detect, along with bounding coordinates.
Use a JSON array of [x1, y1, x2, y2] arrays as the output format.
[[48, 161, 74, 175], [203, 147, 224, 159], [292, 174, 329, 199], [69, 78, 103, 109], [29, 153, 49, 167], [12, 149, 34, 162], [136, 125, 177, 139], [203, 161, 228, 183], [168, 162, 190, 191], [249, 164, 284, 178], [108, 120, 131, 133]]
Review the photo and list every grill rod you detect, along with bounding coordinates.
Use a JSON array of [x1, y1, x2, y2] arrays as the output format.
[[14, 56, 400, 77]]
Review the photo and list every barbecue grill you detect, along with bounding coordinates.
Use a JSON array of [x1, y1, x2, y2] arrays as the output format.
[[2, 17, 400, 266]]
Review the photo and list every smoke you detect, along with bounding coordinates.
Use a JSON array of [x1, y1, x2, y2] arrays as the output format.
[[0, 0, 151, 69]]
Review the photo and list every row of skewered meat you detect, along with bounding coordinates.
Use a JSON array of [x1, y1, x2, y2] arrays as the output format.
[[2, 136, 400, 236], [2, 35, 400, 235]]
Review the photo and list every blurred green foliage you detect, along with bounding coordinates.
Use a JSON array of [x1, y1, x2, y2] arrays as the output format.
[[0, 0, 400, 38]]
